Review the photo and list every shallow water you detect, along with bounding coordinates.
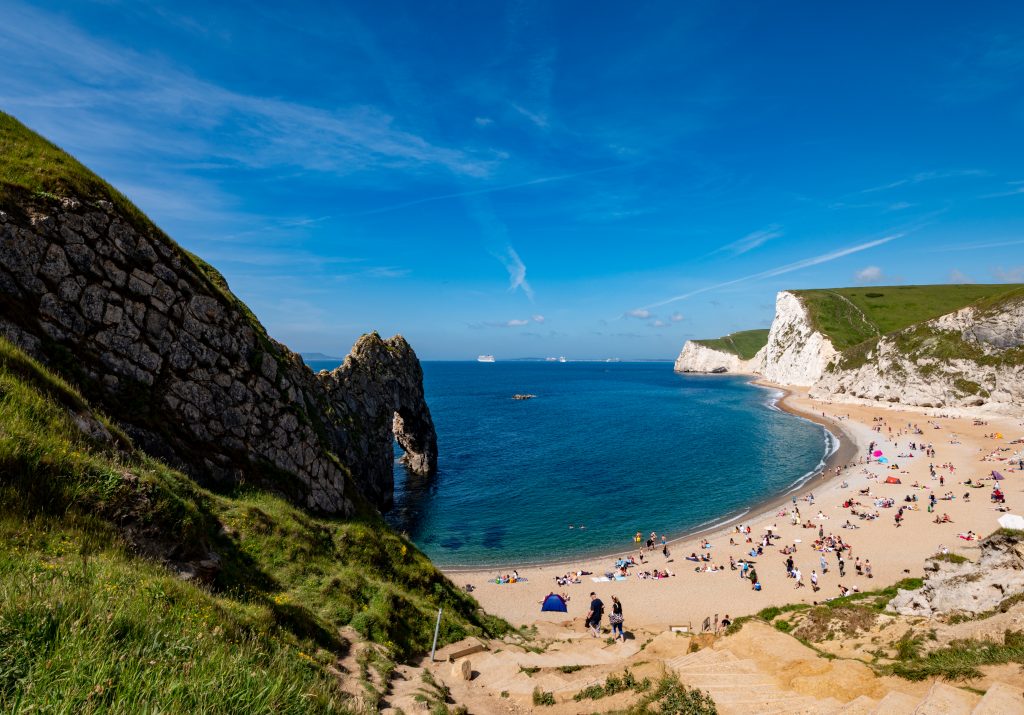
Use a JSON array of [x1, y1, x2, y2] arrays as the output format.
[[311, 361, 831, 568]]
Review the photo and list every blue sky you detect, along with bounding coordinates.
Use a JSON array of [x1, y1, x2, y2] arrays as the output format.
[[2, 1, 1023, 359]]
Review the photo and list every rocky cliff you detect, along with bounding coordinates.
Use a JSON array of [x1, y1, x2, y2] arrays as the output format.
[[677, 287, 1024, 415], [758, 291, 839, 387], [889, 531, 1024, 617], [0, 193, 436, 516], [673, 340, 763, 374], [812, 295, 1024, 415]]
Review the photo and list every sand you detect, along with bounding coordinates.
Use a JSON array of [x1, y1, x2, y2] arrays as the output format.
[[442, 385, 1024, 631]]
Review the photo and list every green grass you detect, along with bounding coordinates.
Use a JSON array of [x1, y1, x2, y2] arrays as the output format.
[[887, 630, 1024, 682], [694, 329, 770, 360], [0, 335, 507, 711], [794, 285, 1024, 350], [614, 674, 717, 714]]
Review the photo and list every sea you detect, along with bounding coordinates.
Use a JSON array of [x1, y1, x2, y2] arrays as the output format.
[[305, 360, 834, 568]]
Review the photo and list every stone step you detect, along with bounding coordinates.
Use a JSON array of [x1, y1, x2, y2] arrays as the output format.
[[972, 681, 1024, 715], [675, 673, 779, 689], [840, 695, 879, 714], [674, 656, 761, 675], [871, 690, 922, 714], [915, 681, 979, 714], [667, 647, 738, 670]]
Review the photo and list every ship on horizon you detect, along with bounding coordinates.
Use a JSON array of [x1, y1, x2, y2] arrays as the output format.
[[477, 354, 495, 363]]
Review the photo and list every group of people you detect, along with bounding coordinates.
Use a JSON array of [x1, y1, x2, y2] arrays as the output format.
[[584, 592, 625, 641]]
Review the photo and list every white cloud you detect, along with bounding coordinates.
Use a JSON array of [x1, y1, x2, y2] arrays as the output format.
[[855, 265, 884, 283], [644, 233, 903, 309], [474, 116, 494, 127], [506, 319, 530, 327], [625, 309, 652, 319], [649, 319, 668, 328], [496, 246, 534, 300], [993, 266, 1024, 283], [670, 312, 684, 323], [717, 224, 783, 255], [947, 269, 973, 283], [531, 314, 545, 323]]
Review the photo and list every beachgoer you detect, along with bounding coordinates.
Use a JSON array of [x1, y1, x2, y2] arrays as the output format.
[[811, 569, 819, 592], [586, 592, 604, 637], [609, 596, 624, 641], [793, 567, 803, 588], [720, 614, 731, 628]]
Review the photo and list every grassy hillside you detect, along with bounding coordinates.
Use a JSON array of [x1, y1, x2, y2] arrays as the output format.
[[794, 285, 1024, 350], [694, 329, 769, 360], [0, 335, 505, 712]]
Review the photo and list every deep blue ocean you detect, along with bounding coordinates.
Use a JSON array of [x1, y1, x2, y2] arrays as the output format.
[[307, 360, 832, 567]]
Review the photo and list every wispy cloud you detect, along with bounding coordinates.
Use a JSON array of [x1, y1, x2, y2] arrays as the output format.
[[496, 246, 534, 300], [625, 309, 652, 319], [714, 224, 783, 255], [344, 164, 623, 217], [859, 169, 988, 194], [0, 1, 496, 179], [930, 238, 1024, 252], [641, 233, 903, 310], [992, 266, 1024, 283], [474, 315, 543, 328], [670, 312, 684, 322], [948, 269, 973, 284]]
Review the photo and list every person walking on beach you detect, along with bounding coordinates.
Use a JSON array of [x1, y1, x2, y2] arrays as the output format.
[[748, 568, 758, 589], [586, 592, 604, 637], [810, 569, 819, 592], [609, 596, 624, 642], [838, 554, 845, 577], [820, 554, 828, 574], [793, 567, 804, 588]]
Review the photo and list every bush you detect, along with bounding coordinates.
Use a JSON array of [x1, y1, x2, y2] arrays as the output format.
[[532, 687, 555, 706]]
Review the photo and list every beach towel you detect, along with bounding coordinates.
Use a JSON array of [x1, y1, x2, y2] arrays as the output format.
[[614, 575, 628, 581], [591, 576, 611, 582]]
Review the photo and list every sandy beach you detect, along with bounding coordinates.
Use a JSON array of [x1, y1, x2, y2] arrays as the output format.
[[443, 386, 1023, 631]]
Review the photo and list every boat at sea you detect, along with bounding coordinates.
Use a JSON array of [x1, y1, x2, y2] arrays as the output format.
[[477, 354, 495, 363]]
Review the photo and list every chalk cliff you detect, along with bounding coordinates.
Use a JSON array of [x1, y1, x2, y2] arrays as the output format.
[[673, 340, 763, 374], [676, 288, 1024, 415], [889, 531, 1024, 617], [758, 291, 839, 387], [0, 195, 436, 515], [812, 296, 1024, 416]]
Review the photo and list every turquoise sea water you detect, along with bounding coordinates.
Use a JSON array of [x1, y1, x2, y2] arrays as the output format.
[[307, 360, 833, 568]]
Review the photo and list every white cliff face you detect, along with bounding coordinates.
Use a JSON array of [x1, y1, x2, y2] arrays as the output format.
[[675, 289, 1023, 415], [812, 297, 1024, 417], [759, 291, 838, 387], [673, 340, 763, 374]]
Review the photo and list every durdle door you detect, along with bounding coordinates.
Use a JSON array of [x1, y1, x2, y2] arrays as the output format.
[[0, 195, 436, 515]]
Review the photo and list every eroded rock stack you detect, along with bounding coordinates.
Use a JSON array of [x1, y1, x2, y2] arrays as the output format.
[[888, 531, 1024, 617], [0, 195, 436, 516]]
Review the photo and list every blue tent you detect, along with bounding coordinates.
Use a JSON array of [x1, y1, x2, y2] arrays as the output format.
[[541, 593, 568, 612]]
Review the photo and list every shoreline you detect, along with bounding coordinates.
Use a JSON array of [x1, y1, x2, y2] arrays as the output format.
[[441, 381, 860, 575]]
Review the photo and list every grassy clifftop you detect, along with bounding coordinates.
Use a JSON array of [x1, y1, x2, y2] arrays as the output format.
[[693, 329, 769, 360], [793, 284, 1024, 350], [0, 334, 505, 711]]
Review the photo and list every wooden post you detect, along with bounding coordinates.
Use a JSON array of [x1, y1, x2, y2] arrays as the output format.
[[430, 608, 442, 662]]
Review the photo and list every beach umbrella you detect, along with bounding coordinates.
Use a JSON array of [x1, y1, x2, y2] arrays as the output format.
[[992, 471, 1005, 480], [872, 450, 883, 457], [998, 514, 1024, 530]]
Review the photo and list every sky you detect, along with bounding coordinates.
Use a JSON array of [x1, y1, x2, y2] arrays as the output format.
[[2, 1, 1023, 360]]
